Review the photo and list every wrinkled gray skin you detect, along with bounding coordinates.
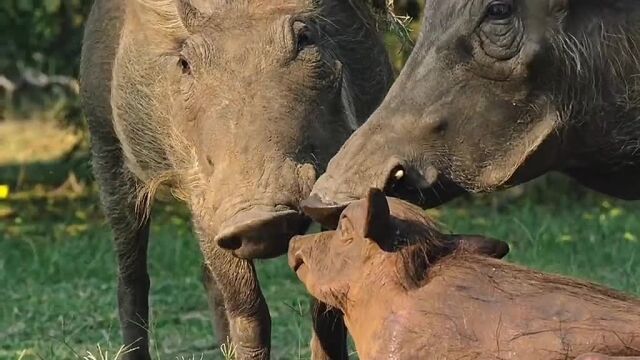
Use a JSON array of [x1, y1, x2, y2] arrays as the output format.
[[305, 0, 640, 222], [80, 0, 393, 359]]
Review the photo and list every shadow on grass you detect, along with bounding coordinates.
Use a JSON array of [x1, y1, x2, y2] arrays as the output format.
[[0, 149, 92, 191], [1, 141, 639, 359]]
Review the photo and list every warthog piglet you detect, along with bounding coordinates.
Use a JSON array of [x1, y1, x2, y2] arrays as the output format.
[[290, 189, 640, 360]]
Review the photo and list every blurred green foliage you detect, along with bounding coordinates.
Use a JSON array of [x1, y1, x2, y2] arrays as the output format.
[[0, 1, 90, 129], [0, 0, 421, 126], [0, 0, 91, 78]]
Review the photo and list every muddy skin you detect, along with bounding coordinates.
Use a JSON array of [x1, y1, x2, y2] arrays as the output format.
[[290, 189, 640, 360], [304, 0, 640, 223], [80, 1, 393, 359]]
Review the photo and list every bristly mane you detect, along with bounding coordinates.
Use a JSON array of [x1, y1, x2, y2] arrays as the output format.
[[384, 199, 451, 289], [388, 202, 640, 308], [551, 4, 640, 167]]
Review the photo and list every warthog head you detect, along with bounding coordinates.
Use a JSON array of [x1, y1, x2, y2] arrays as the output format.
[[111, 0, 392, 258], [303, 0, 640, 221], [289, 189, 509, 307]]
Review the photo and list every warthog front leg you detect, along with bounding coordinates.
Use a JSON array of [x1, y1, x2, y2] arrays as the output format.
[[115, 220, 151, 360], [201, 263, 230, 344], [310, 300, 348, 360], [93, 152, 152, 360], [201, 244, 270, 360]]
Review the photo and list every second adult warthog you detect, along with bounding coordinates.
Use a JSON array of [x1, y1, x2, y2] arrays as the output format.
[[304, 0, 640, 223], [80, 0, 393, 358]]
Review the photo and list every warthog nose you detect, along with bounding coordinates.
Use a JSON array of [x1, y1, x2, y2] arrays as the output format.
[[216, 234, 242, 251], [215, 206, 311, 259], [300, 194, 350, 229]]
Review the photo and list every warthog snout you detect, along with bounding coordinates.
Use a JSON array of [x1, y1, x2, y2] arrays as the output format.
[[302, 159, 466, 227], [300, 194, 349, 229], [215, 205, 311, 259]]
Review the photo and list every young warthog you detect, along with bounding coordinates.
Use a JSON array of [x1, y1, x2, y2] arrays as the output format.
[[290, 189, 640, 360], [80, 0, 393, 358], [577, 356, 640, 360], [303, 0, 640, 220]]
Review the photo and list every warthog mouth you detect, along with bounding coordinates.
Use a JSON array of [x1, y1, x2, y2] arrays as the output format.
[[215, 206, 311, 259]]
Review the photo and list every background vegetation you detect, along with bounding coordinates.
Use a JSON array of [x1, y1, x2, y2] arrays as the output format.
[[0, 0, 90, 77], [0, 1, 639, 359]]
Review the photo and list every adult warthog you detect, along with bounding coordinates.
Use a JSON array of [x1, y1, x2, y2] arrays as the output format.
[[304, 0, 640, 223], [80, 0, 393, 358]]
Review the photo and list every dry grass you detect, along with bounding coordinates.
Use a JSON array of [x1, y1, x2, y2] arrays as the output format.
[[81, 344, 137, 360], [0, 117, 82, 165], [364, 0, 415, 46]]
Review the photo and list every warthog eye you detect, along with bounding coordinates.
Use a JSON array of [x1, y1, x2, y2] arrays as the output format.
[[178, 55, 192, 75], [293, 21, 315, 53], [486, 1, 513, 20]]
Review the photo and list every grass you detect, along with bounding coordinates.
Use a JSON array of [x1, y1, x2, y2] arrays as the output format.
[[1, 13, 639, 356], [1, 169, 639, 359], [0, 188, 311, 359]]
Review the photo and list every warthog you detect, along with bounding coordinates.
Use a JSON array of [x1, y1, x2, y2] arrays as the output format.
[[80, 0, 393, 358], [290, 189, 640, 359], [303, 0, 640, 221], [577, 356, 640, 360]]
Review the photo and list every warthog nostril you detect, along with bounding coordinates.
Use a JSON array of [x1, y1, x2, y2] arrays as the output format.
[[214, 207, 309, 259], [217, 234, 242, 251], [300, 194, 349, 229]]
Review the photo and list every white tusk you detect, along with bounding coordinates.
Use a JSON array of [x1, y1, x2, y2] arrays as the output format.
[[394, 169, 405, 180]]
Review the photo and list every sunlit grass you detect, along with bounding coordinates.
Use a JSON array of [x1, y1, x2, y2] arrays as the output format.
[[81, 344, 136, 360], [1, 174, 639, 359], [2, 4, 639, 356]]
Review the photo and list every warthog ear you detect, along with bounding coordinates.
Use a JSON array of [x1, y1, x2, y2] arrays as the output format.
[[127, 0, 203, 38], [361, 188, 392, 244], [176, 0, 209, 32]]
